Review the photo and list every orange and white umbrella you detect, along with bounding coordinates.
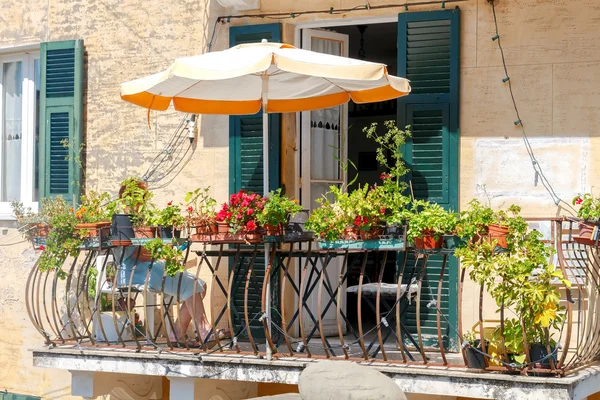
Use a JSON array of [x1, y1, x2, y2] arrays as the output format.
[[121, 40, 411, 195]]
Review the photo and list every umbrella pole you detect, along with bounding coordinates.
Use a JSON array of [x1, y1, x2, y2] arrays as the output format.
[[262, 74, 273, 360]]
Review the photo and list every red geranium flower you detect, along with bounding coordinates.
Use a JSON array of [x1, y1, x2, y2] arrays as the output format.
[[236, 213, 242, 220], [380, 173, 391, 180], [576, 197, 583, 205], [246, 220, 256, 231], [167, 201, 173, 206], [380, 207, 386, 214], [39, 245, 45, 251], [246, 208, 254, 216], [187, 206, 193, 212]]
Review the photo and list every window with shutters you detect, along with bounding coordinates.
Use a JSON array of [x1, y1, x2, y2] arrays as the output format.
[[0, 51, 41, 217]]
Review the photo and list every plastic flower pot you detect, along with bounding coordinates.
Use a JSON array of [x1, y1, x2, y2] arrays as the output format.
[[383, 223, 402, 238], [111, 214, 134, 241], [414, 231, 443, 249], [159, 226, 181, 239], [529, 343, 557, 369], [488, 224, 509, 248], [465, 340, 486, 369]]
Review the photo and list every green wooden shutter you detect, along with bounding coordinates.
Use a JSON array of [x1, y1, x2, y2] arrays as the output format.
[[398, 9, 460, 351], [39, 40, 84, 202], [0, 392, 40, 400], [229, 24, 282, 340]]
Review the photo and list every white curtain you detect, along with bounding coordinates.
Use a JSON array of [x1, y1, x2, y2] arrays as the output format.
[[310, 37, 342, 207], [2, 61, 23, 202]]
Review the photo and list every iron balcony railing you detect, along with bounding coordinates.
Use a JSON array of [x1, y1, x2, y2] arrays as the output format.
[[24, 218, 600, 376]]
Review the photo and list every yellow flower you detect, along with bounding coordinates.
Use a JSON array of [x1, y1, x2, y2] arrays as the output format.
[[534, 302, 558, 328]]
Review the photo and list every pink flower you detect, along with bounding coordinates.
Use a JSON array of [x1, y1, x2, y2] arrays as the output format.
[[236, 213, 242, 220], [168, 201, 173, 206], [241, 199, 250, 207], [246, 220, 256, 231], [576, 197, 583, 205], [39, 245, 45, 251], [216, 209, 228, 222], [246, 208, 254, 216]]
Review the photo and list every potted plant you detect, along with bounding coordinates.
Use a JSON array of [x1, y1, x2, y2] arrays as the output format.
[[74, 191, 113, 246], [455, 199, 496, 244], [156, 201, 184, 238], [144, 238, 184, 277], [36, 196, 80, 278], [256, 188, 303, 237], [112, 177, 156, 240], [403, 200, 458, 249], [489, 205, 528, 250], [184, 187, 217, 239], [463, 330, 486, 369], [572, 193, 600, 244], [306, 192, 347, 241], [368, 175, 411, 238], [11, 201, 49, 248], [216, 190, 264, 241]]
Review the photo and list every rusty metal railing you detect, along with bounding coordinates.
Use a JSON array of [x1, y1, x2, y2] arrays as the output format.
[[24, 220, 600, 376]]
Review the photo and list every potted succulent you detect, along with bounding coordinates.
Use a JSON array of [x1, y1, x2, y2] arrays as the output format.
[[463, 330, 486, 369], [256, 188, 303, 237], [216, 190, 265, 241], [156, 201, 184, 238], [184, 187, 217, 239], [572, 193, 600, 244], [403, 200, 458, 249], [112, 177, 156, 240]]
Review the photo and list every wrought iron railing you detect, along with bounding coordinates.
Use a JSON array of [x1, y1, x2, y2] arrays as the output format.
[[24, 218, 600, 376]]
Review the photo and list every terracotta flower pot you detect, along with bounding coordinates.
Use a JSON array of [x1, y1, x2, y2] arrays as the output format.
[[76, 221, 111, 238], [217, 222, 230, 234], [133, 226, 157, 239], [574, 221, 597, 245], [360, 226, 383, 240], [264, 223, 284, 236], [414, 231, 443, 249], [244, 231, 263, 242], [342, 227, 359, 240], [30, 223, 50, 237], [488, 224, 509, 248]]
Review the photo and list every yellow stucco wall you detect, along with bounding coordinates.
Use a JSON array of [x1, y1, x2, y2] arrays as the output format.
[[2, 0, 600, 398]]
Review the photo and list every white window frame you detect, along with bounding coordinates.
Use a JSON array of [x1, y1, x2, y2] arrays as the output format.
[[0, 51, 40, 219]]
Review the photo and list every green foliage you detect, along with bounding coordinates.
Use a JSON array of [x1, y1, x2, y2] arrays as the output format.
[[155, 202, 184, 228], [463, 330, 478, 346], [402, 200, 458, 242], [256, 189, 303, 227], [144, 238, 184, 277], [117, 177, 155, 227], [185, 187, 217, 222], [76, 191, 113, 223], [305, 196, 346, 241], [455, 199, 496, 241], [573, 193, 600, 220], [37, 196, 80, 276], [11, 201, 47, 242], [363, 120, 411, 188]]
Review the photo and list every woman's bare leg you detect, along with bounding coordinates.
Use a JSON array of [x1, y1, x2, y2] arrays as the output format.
[[169, 291, 211, 342]]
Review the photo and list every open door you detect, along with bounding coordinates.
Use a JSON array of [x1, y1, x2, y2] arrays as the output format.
[[300, 29, 349, 336]]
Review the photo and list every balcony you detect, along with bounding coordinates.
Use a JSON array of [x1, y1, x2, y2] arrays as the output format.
[[25, 218, 600, 399]]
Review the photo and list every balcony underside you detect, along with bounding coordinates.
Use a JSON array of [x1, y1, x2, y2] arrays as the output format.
[[32, 346, 600, 400]]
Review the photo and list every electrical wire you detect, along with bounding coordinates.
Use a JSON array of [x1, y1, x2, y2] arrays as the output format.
[[217, 0, 467, 21], [489, 0, 577, 215]]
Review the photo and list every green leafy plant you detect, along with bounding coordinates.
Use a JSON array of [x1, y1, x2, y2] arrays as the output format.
[[117, 177, 155, 227], [305, 196, 347, 241], [573, 193, 600, 220], [256, 188, 303, 228], [363, 120, 411, 189], [144, 238, 184, 277], [37, 196, 80, 277], [75, 191, 114, 223], [455, 199, 496, 241], [403, 200, 458, 242], [184, 187, 217, 229], [156, 201, 184, 229], [11, 201, 48, 242], [463, 330, 479, 346]]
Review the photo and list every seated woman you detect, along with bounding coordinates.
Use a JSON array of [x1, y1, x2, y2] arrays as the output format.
[[113, 179, 228, 347]]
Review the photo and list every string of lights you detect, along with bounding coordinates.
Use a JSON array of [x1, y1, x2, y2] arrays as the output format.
[[216, 0, 467, 21], [489, 0, 576, 215]]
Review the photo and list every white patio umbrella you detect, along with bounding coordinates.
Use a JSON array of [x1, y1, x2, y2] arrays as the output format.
[[121, 39, 411, 197]]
